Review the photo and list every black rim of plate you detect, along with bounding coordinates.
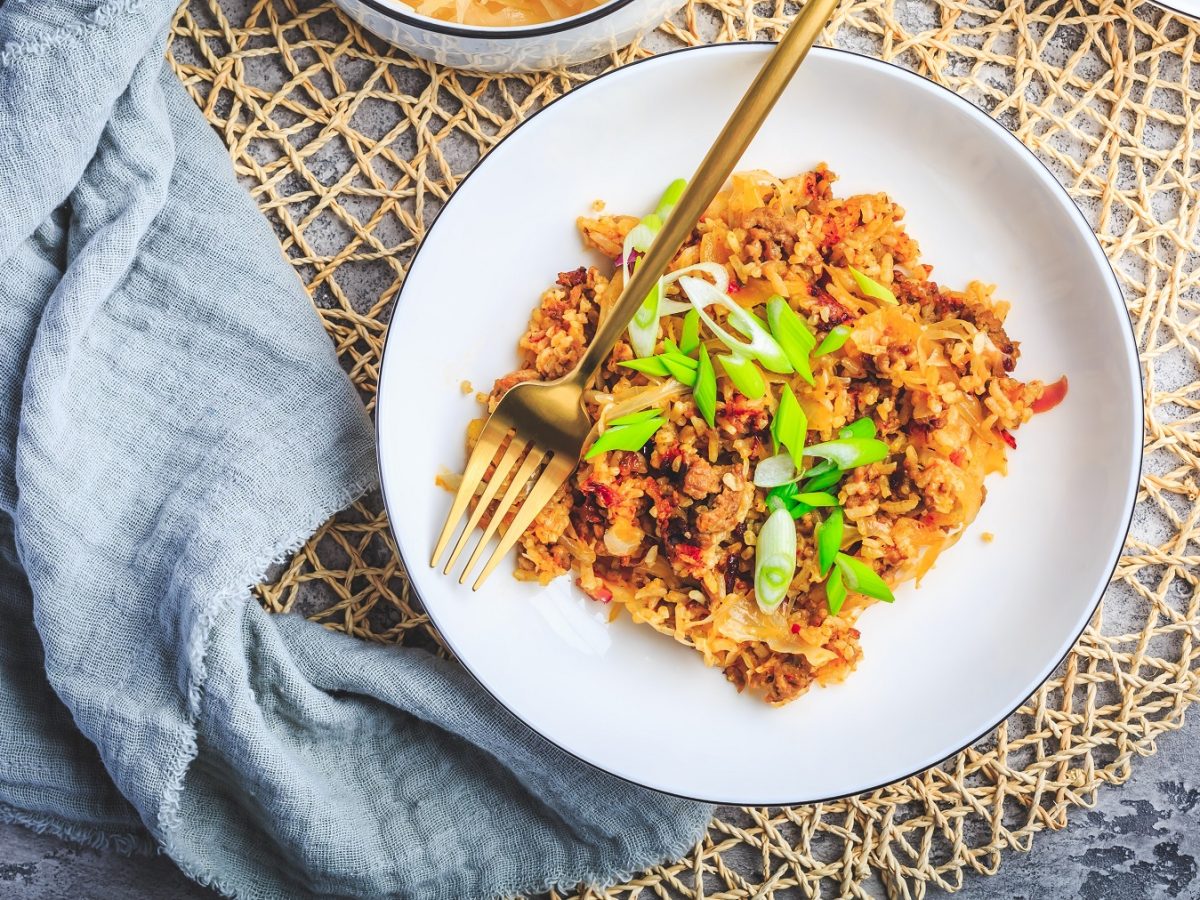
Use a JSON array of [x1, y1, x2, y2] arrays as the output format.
[[374, 42, 1144, 807], [352, 0, 642, 40], [1147, 0, 1199, 21]]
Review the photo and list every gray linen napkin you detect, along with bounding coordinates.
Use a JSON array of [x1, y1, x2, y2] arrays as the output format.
[[0, 2, 712, 897]]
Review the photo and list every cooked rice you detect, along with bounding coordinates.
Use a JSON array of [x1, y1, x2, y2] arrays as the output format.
[[471, 165, 1053, 705]]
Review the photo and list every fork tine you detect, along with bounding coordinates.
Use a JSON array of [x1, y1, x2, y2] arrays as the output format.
[[442, 435, 526, 574], [472, 454, 574, 591], [456, 445, 548, 585], [431, 416, 509, 568]]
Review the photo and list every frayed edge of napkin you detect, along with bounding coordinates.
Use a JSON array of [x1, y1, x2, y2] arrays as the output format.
[[0, 0, 151, 69], [475, 810, 711, 900], [529, 812, 712, 900], [0, 798, 154, 857], [154, 470, 379, 900]]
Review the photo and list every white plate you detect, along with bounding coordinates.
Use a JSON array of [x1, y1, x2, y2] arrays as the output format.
[[377, 45, 1141, 805], [1151, 0, 1198, 19]]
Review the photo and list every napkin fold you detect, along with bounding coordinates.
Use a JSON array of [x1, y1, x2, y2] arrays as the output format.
[[0, 2, 711, 897]]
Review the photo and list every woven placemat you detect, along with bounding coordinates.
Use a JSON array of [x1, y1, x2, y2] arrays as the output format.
[[168, 1, 1199, 896]]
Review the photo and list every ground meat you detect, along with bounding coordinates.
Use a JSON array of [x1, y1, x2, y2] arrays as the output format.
[[813, 290, 853, 327], [682, 458, 722, 499], [695, 483, 747, 534], [841, 470, 881, 521], [604, 341, 634, 377], [725, 651, 815, 705], [743, 207, 799, 248], [488, 369, 539, 409], [761, 654, 816, 704]]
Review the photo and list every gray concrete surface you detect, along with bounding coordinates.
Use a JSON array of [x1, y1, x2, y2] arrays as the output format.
[[1, 708, 1198, 899]]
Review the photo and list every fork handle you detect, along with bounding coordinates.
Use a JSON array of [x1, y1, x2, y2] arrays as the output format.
[[573, 0, 841, 382]]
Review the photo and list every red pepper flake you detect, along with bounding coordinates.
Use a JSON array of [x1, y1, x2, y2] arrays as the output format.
[[999, 428, 1018, 450], [581, 479, 617, 508], [727, 279, 742, 295], [949, 448, 966, 468], [1031, 375, 1069, 414], [659, 446, 683, 466], [642, 478, 674, 520], [790, 624, 801, 634], [815, 291, 852, 325], [576, 578, 612, 603], [723, 553, 740, 594], [556, 267, 587, 288], [820, 218, 841, 252]]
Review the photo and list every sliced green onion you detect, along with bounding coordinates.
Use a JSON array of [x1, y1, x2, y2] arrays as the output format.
[[802, 437, 889, 469], [662, 261, 730, 294], [609, 408, 663, 426], [640, 212, 663, 233], [754, 507, 797, 612], [586, 415, 665, 459], [623, 221, 665, 358], [766, 296, 816, 349], [628, 282, 662, 359], [661, 346, 699, 368], [771, 384, 808, 465], [719, 353, 767, 399], [693, 345, 717, 427], [813, 324, 851, 357], [679, 309, 701, 355], [839, 417, 877, 440], [766, 296, 816, 386], [678, 276, 793, 375], [726, 307, 794, 375], [654, 178, 687, 220], [766, 482, 798, 504], [834, 552, 895, 602], [816, 508, 843, 576], [753, 452, 798, 488], [660, 354, 698, 387], [657, 299, 692, 316], [795, 491, 838, 507], [624, 221, 657, 253], [766, 483, 814, 520], [620, 357, 672, 378], [849, 267, 898, 305], [801, 466, 843, 493], [803, 459, 838, 480], [766, 493, 791, 514], [826, 566, 847, 615]]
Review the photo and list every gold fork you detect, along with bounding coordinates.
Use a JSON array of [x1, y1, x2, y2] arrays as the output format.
[[432, 0, 840, 589]]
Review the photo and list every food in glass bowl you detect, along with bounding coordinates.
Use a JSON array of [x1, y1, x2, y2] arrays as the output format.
[[332, 0, 684, 72], [403, 0, 606, 27]]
